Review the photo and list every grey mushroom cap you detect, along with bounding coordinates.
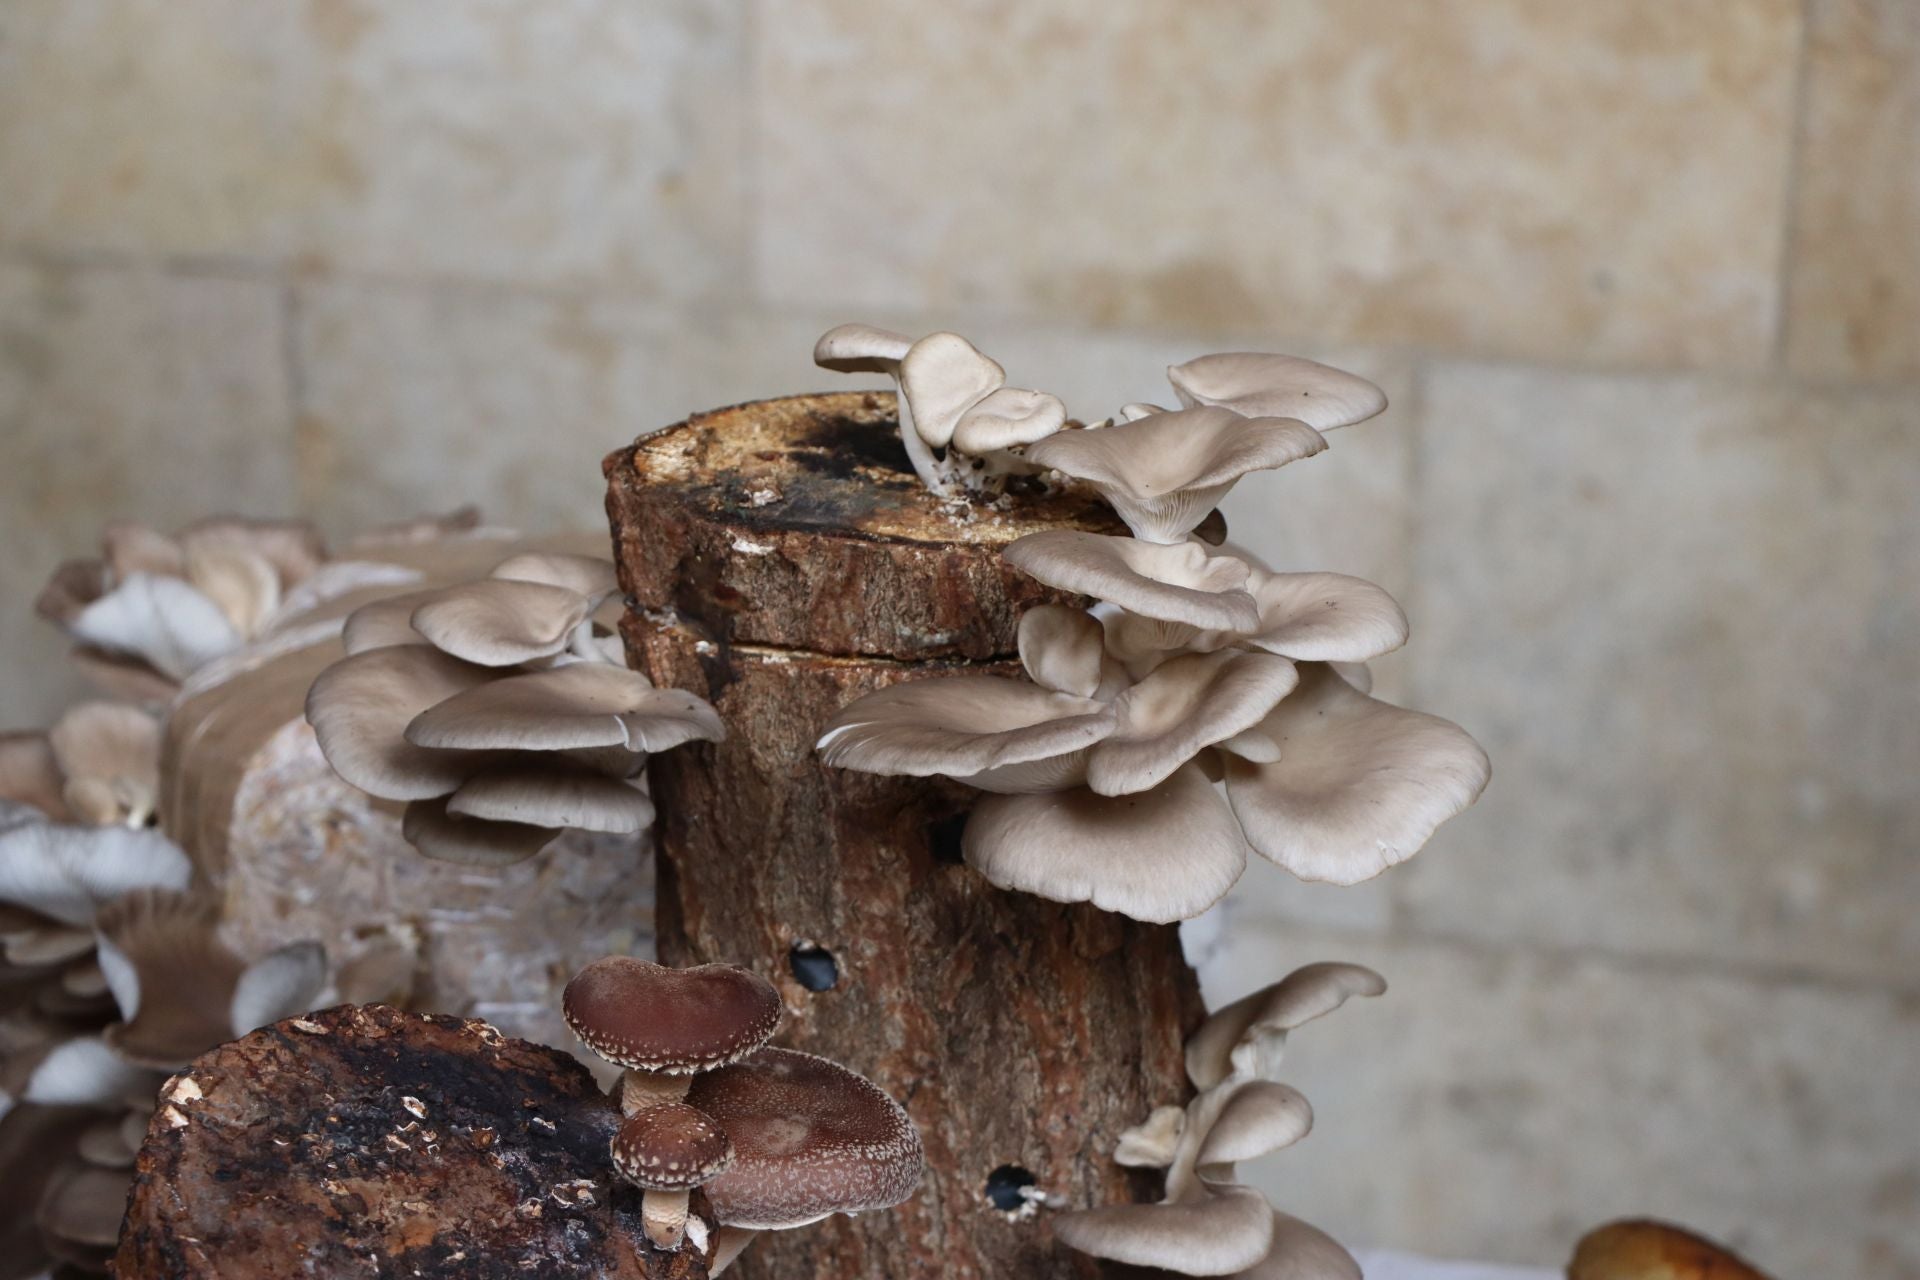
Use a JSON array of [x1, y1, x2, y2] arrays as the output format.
[[962, 763, 1249, 923], [1241, 571, 1408, 664], [446, 761, 656, 833], [1222, 662, 1490, 885], [1054, 1183, 1276, 1275], [408, 578, 591, 667], [1195, 1081, 1314, 1178], [1087, 650, 1299, 796], [1228, 1211, 1362, 1280], [1004, 532, 1261, 633], [1167, 353, 1388, 432], [1185, 962, 1387, 1092], [402, 797, 562, 867], [305, 646, 493, 801], [897, 332, 1006, 449], [816, 676, 1116, 781], [685, 1046, 924, 1230], [1024, 407, 1326, 544], [813, 323, 913, 374], [404, 663, 722, 753], [951, 387, 1068, 456]]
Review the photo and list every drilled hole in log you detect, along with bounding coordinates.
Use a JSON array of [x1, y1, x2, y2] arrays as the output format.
[[927, 814, 968, 866], [982, 1165, 1037, 1212], [788, 941, 839, 992]]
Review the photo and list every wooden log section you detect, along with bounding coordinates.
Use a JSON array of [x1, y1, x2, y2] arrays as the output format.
[[605, 392, 1207, 1279]]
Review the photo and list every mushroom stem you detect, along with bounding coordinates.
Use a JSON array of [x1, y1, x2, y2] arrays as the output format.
[[892, 387, 958, 495], [640, 1188, 691, 1249], [709, 1226, 760, 1275], [1160, 1074, 1235, 1204], [620, 1069, 691, 1114]]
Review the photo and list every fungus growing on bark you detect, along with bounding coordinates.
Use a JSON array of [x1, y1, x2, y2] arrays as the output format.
[[307, 552, 723, 863], [813, 329, 1487, 924], [610, 1100, 735, 1248], [562, 957, 782, 1114], [1057, 961, 1382, 1278], [686, 1046, 925, 1273]]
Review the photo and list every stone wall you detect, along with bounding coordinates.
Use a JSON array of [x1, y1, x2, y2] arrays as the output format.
[[2, 3, 1915, 1275]]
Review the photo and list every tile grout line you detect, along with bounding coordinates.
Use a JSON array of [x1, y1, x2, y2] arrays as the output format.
[[740, 0, 764, 316], [277, 279, 311, 516], [1768, 0, 1817, 371]]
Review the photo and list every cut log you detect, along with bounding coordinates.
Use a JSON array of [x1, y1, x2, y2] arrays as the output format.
[[606, 392, 1207, 1279], [114, 1003, 711, 1278]]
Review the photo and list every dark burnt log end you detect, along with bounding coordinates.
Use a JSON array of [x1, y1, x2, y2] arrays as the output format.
[[113, 1004, 711, 1279], [609, 396, 1204, 1280]]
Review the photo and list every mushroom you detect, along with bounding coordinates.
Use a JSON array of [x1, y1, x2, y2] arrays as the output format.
[[0, 732, 73, 821], [962, 763, 1250, 923], [1220, 663, 1491, 885], [562, 958, 782, 1114], [685, 1046, 923, 1270], [812, 322, 912, 374], [46, 702, 162, 828], [1166, 353, 1388, 432], [1024, 407, 1326, 544], [1004, 531, 1261, 634], [610, 1100, 734, 1249], [307, 555, 721, 864], [1054, 1182, 1277, 1275], [1085, 650, 1299, 796]]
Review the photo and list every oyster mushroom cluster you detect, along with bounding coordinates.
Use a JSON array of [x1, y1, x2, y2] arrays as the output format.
[[305, 551, 724, 865], [1, 774, 325, 1273], [562, 956, 923, 1273], [1056, 962, 1385, 1278], [814, 327, 1490, 923]]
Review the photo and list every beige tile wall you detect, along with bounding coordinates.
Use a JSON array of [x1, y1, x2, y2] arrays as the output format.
[[2, 2, 1915, 1274]]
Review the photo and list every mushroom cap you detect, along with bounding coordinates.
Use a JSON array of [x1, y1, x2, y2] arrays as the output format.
[[962, 764, 1249, 923], [562, 958, 782, 1074], [1025, 408, 1326, 544], [1242, 571, 1408, 664], [1004, 532, 1261, 633], [405, 663, 719, 753], [175, 515, 327, 586], [610, 1101, 735, 1191], [685, 1046, 923, 1230], [951, 387, 1068, 456], [898, 332, 1006, 449], [1167, 352, 1388, 432], [446, 761, 656, 834], [1054, 1182, 1276, 1275], [813, 323, 913, 374], [1222, 662, 1490, 885], [489, 551, 618, 601], [0, 821, 192, 928], [1016, 605, 1114, 700], [305, 645, 493, 802], [68, 573, 241, 681], [1114, 1104, 1186, 1169], [1195, 1081, 1314, 1178], [1087, 650, 1300, 796], [1186, 962, 1387, 1091], [340, 589, 439, 654], [816, 675, 1116, 781], [48, 702, 161, 825], [401, 797, 562, 867], [1232, 1211, 1362, 1280], [183, 542, 282, 636], [408, 578, 591, 666]]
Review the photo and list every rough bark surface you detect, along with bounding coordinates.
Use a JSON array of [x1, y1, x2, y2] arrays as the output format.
[[605, 393, 1207, 1280], [114, 1004, 710, 1279]]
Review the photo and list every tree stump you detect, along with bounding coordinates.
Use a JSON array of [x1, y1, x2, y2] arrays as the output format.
[[605, 392, 1207, 1279], [114, 1004, 711, 1279]]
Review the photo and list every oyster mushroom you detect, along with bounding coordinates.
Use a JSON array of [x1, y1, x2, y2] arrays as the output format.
[[1025, 407, 1326, 544], [1166, 352, 1388, 432]]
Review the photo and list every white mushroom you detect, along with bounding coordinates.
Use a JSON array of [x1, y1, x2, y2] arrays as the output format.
[[1025, 408, 1326, 544], [898, 332, 1006, 453], [305, 646, 493, 801], [404, 663, 721, 754], [961, 764, 1249, 923], [815, 676, 1115, 783], [1240, 570, 1408, 664], [1167, 353, 1388, 432], [812, 323, 912, 373], [1054, 1182, 1276, 1276], [408, 578, 592, 667], [1185, 962, 1388, 1092], [1221, 663, 1491, 885], [1015, 605, 1122, 701]]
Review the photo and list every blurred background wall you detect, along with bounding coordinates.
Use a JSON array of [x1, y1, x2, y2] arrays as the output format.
[[2, 2, 1916, 1275]]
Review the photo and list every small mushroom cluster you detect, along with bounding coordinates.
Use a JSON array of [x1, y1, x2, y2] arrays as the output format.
[[562, 956, 923, 1273], [35, 517, 333, 702], [2, 700, 162, 829], [306, 551, 724, 865], [0, 792, 326, 1273], [1056, 962, 1385, 1277], [814, 327, 1489, 923]]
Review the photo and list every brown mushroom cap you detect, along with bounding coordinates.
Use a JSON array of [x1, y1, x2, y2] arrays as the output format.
[[611, 1101, 735, 1191], [686, 1047, 923, 1230], [562, 958, 782, 1074]]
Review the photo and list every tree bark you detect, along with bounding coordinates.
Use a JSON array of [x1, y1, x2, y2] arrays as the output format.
[[605, 392, 1207, 1280], [115, 1004, 711, 1279]]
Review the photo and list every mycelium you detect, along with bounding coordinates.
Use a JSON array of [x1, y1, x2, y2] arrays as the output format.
[[305, 550, 724, 864], [813, 325, 1490, 924], [1055, 962, 1385, 1278], [561, 957, 923, 1271]]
